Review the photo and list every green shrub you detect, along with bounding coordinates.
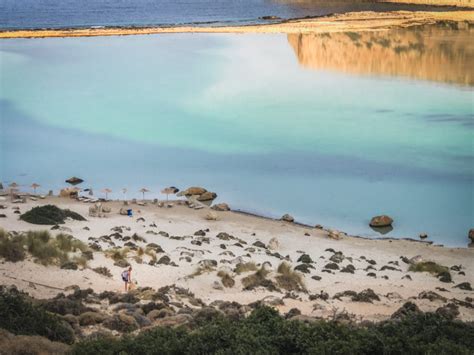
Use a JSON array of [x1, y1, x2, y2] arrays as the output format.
[[276, 262, 305, 292], [72, 306, 474, 354], [105, 247, 130, 262], [241, 266, 278, 291], [20, 205, 85, 225], [55, 233, 88, 253], [234, 262, 258, 274], [0, 235, 26, 262], [217, 271, 235, 288], [409, 261, 451, 281], [26, 233, 66, 266], [0, 286, 74, 344], [93, 267, 112, 278]]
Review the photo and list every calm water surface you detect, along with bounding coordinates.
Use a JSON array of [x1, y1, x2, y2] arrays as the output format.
[[0, 27, 473, 246], [0, 0, 462, 29]]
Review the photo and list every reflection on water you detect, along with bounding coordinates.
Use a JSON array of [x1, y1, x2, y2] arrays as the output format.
[[288, 23, 474, 86]]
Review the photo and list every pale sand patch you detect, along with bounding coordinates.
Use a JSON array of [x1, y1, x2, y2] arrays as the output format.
[[0, 196, 473, 321], [0, 11, 473, 39], [382, 0, 473, 7]]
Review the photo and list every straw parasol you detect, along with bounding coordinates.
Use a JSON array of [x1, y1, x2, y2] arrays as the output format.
[[31, 183, 40, 194], [102, 188, 112, 200], [139, 188, 150, 201], [161, 186, 179, 202], [65, 176, 84, 186]]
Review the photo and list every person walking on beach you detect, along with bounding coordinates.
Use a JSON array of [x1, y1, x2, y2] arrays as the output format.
[[121, 266, 132, 292]]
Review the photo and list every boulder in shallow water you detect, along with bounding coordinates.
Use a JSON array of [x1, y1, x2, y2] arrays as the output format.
[[369, 215, 393, 228], [281, 214, 294, 222], [469, 229, 474, 242]]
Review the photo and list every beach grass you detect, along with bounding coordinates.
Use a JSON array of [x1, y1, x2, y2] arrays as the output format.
[[276, 262, 305, 292], [234, 262, 258, 274]]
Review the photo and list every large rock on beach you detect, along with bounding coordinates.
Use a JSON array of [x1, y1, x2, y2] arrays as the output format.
[[469, 229, 474, 242], [178, 187, 207, 197], [197, 191, 217, 202], [212, 203, 230, 211], [369, 215, 393, 228], [59, 188, 79, 198], [281, 214, 294, 222]]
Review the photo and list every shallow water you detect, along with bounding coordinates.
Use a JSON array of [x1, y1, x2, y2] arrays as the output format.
[[0, 0, 462, 30], [0, 27, 473, 246]]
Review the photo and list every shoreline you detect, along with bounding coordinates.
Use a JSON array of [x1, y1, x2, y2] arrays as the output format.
[[231, 209, 443, 247], [0, 10, 473, 39], [1, 191, 468, 248]]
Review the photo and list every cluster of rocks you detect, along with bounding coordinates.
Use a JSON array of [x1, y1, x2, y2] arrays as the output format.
[[177, 187, 218, 206]]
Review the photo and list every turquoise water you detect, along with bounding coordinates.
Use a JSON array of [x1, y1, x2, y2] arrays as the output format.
[[0, 34, 473, 246]]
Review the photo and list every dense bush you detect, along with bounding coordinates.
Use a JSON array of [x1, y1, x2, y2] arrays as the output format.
[[0, 287, 75, 344], [20, 205, 86, 225], [73, 306, 474, 354]]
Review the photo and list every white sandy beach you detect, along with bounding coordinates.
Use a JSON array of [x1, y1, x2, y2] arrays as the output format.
[[0, 196, 472, 322]]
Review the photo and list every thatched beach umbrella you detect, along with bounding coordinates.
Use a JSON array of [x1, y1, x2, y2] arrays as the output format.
[[31, 183, 40, 194], [161, 186, 179, 202], [139, 188, 149, 201], [65, 176, 84, 186], [102, 188, 112, 200]]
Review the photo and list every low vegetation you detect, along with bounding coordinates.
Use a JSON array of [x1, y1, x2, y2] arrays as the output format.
[[105, 247, 130, 262], [92, 267, 112, 278], [0, 286, 473, 353], [0, 230, 90, 267], [0, 229, 25, 262], [409, 261, 452, 282], [217, 271, 235, 288], [276, 262, 306, 292], [72, 306, 474, 354], [241, 266, 277, 291], [189, 263, 215, 278], [0, 286, 74, 344], [20, 205, 86, 225], [234, 262, 258, 274], [409, 261, 449, 275]]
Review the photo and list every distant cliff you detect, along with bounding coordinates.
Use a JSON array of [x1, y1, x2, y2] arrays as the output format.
[[287, 24, 474, 86]]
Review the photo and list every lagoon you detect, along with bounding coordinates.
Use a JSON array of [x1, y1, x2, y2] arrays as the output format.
[[0, 27, 473, 246]]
